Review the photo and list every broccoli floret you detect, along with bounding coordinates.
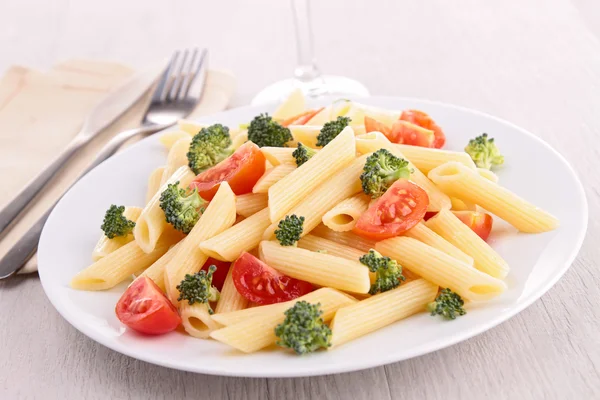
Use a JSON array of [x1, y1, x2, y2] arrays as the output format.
[[176, 265, 220, 314], [100, 205, 136, 239], [359, 249, 405, 294], [292, 142, 317, 167], [427, 288, 466, 320], [464, 133, 504, 170], [159, 182, 206, 234], [247, 113, 292, 148], [274, 214, 305, 246], [360, 149, 412, 198], [186, 123, 233, 174], [315, 116, 351, 147], [275, 301, 332, 354]]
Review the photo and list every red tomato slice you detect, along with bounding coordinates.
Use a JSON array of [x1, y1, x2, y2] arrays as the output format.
[[452, 211, 493, 241], [201, 258, 230, 291], [190, 141, 266, 201], [364, 116, 393, 136], [281, 107, 324, 127], [115, 277, 181, 335], [231, 252, 313, 305], [391, 120, 435, 147], [399, 109, 446, 148], [353, 179, 429, 240]]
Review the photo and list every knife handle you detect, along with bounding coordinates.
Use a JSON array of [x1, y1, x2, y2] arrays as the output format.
[[0, 124, 168, 279]]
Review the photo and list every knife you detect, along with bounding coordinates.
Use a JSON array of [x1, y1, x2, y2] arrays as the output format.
[[0, 66, 161, 235]]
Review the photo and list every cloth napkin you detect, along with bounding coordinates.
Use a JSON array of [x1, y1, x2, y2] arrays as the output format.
[[0, 60, 236, 274]]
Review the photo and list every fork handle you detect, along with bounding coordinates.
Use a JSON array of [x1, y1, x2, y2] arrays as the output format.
[[0, 124, 169, 279]]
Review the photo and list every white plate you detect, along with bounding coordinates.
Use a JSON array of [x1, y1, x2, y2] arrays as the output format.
[[38, 97, 587, 377]]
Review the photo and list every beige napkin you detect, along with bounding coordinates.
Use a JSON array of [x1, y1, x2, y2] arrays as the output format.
[[0, 60, 236, 274]]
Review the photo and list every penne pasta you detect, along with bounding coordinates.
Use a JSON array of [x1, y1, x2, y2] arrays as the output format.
[[450, 197, 477, 211], [355, 133, 451, 211], [322, 193, 370, 232], [210, 288, 356, 352], [159, 130, 192, 150], [91, 206, 143, 261], [330, 279, 438, 347], [134, 166, 196, 253], [403, 221, 474, 265], [71, 229, 182, 291], [297, 234, 366, 261], [263, 155, 367, 240], [311, 224, 376, 253], [393, 143, 476, 174], [146, 166, 167, 204], [252, 164, 296, 194], [260, 147, 296, 166], [477, 167, 499, 183], [425, 209, 509, 278], [268, 126, 356, 223], [214, 267, 249, 314], [259, 241, 371, 294], [180, 302, 221, 339], [138, 241, 182, 291], [164, 183, 237, 304], [235, 193, 268, 217], [428, 162, 559, 233], [376, 237, 506, 301], [199, 208, 271, 261], [160, 136, 192, 185]]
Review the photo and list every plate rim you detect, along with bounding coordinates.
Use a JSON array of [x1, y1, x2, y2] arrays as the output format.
[[37, 96, 589, 377]]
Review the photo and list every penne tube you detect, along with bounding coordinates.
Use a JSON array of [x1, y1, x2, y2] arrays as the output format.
[[268, 126, 356, 223], [259, 241, 371, 294], [376, 237, 506, 301], [146, 166, 167, 204], [450, 197, 477, 211], [355, 133, 451, 211], [425, 209, 509, 279], [252, 164, 296, 194], [180, 302, 221, 339], [138, 241, 182, 291], [393, 143, 476, 174], [235, 193, 268, 217], [297, 234, 366, 261], [311, 224, 376, 253], [164, 183, 237, 304], [71, 229, 182, 291], [263, 155, 367, 240], [160, 137, 192, 185], [91, 206, 143, 261], [260, 147, 297, 166], [477, 167, 499, 183], [403, 221, 474, 266], [322, 193, 370, 232], [330, 279, 438, 347], [210, 288, 356, 352], [199, 208, 271, 261], [159, 130, 192, 150], [214, 267, 248, 314], [134, 166, 195, 253], [428, 162, 559, 233]]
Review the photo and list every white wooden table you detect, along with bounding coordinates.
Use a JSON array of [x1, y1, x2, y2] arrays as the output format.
[[1, 1, 599, 398]]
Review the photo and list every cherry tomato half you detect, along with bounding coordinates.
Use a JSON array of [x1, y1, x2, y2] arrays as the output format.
[[231, 252, 313, 305], [353, 179, 429, 240], [115, 277, 181, 335], [190, 141, 266, 201], [364, 116, 394, 139], [281, 107, 324, 126], [399, 109, 446, 148], [452, 211, 493, 241]]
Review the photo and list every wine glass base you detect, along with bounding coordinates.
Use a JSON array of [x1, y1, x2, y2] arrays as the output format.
[[251, 75, 369, 106]]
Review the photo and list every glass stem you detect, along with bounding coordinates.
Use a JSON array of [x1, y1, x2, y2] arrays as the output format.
[[290, 0, 321, 82]]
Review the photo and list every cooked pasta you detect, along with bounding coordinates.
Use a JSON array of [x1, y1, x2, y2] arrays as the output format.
[[393, 143, 477, 174], [235, 193, 268, 217], [138, 242, 182, 291], [403, 221, 474, 265], [428, 162, 559, 232], [91, 206, 143, 261], [160, 136, 192, 185], [146, 166, 167, 203], [322, 193, 370, 232], [260, 147, 296, 166], [252, 164, 296, 194], [477, 167, 499, 183], [425, 209, 509, 279], [311, 224, 376, 253], [376, 237, 506, 301], [180, 302, 221, 339], [214, 267, 249, 314], [297, 234, 366, 261]]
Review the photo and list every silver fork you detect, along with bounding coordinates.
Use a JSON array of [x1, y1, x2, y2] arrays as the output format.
[[0, 48, 208, 279]]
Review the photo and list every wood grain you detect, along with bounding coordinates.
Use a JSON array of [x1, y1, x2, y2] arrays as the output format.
[[1, 0, 600, 399]]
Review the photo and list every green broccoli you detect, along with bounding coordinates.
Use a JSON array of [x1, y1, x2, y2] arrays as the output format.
[[100, 205, 136, 239], [186, 123, 233, 174], [159, 182, 206, 234], [176, 265, 220, 314], [464, 133, 504, 170], [247, 113, 293, 148], [292, 142, 317, 167], [315, 116, 351, 147], [359, 249, 405, 294], [360, 149, 412, 198], [275, 301, 332, 354], [427, 288, 466, 320], [274, 214, 305, 246]]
